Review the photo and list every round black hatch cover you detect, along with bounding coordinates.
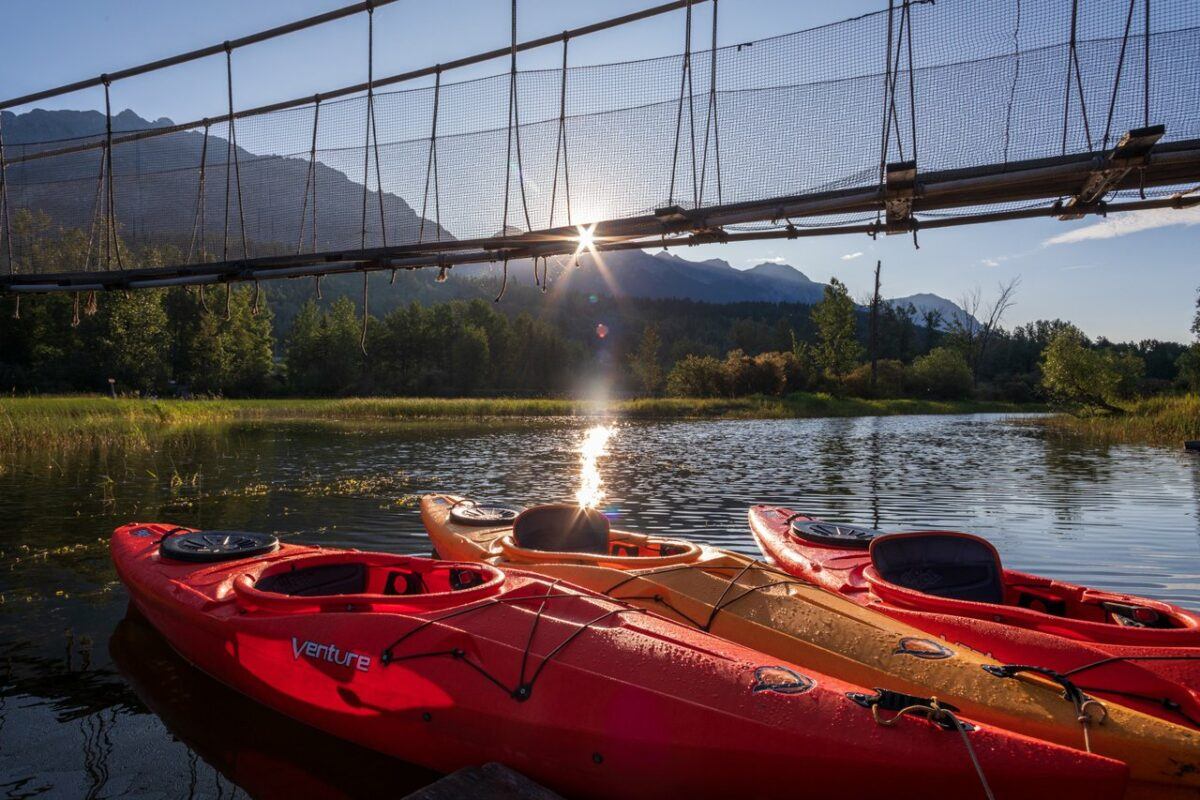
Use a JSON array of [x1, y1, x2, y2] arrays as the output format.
[[160, 530, 279, 562], [450, 500, 525, 527], [790, 520, 882, 549]]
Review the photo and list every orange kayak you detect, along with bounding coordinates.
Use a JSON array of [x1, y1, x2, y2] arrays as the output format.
[[422, 494, 1200, 797]]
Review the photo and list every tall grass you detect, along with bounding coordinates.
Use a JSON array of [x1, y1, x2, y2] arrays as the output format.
[[0, 394, 1041, 451], [1039, 394, 1200, 446]]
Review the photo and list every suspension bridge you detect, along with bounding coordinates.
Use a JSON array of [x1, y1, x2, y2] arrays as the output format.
[[0, 0, 1198, 312]]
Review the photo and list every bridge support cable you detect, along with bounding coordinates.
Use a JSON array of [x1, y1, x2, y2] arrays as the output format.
[[697, 0, 722, 208], [6, 136, 1198, 297], [502, 0, 533, 241], [548, 36, 572, 231], [0, 113, 15, 317], [1061, 0, 1094, 155], [1, 1, 711, 172], [418, 70, 443, 246], [359, 5, 387, 351], [2, 0, 1199, 298]]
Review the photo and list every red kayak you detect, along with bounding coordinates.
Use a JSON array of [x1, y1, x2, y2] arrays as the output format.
[[112, 523, 1129, 800], [750, 506, 1200, 730]]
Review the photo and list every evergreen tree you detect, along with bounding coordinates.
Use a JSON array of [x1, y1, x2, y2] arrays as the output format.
[[811, 277, 862, 380], [629, 325, 664, 396]]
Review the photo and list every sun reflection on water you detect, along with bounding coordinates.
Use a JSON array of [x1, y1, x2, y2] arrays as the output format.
[[575, 424, 614, 509]]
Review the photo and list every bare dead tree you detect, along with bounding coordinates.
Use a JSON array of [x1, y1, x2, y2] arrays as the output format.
[[956, 278, 1020, 385], [869, 260, 882, 392]]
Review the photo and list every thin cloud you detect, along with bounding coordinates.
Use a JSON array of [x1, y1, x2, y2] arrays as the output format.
[[1044, 205, 1200, 246], [1061, 264, 1097, 271], [747, 256, 786, 265], [841, 251, 863, 261], [981, 257, 1001, 267]]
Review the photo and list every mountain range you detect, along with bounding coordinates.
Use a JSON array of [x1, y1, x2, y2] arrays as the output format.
[[5, 108, 974, 326], [459, 251, 975, 326]]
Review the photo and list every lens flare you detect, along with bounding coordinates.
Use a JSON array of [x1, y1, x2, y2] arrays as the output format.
[[574, 223, 597, 256], [575, 424, 614, 509]]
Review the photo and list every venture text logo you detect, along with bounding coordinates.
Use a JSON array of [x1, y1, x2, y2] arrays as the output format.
[[292, 637, 372, 672]]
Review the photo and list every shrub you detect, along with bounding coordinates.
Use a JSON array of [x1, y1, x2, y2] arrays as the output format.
[[909, 347, 973, 399], [666, 355, 727, 397], [842, 359, 906, 398]]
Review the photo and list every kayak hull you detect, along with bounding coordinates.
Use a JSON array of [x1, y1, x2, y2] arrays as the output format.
[[749, 505, 1200, 730], [112, 522, 1129, 800], [422, 494, 1200, 795]]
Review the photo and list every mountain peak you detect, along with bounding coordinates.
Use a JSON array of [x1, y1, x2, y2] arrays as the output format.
[[745, 261, 813, 283]]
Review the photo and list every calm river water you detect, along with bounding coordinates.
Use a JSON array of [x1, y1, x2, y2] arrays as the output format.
[[2, 414, 1198, 797]]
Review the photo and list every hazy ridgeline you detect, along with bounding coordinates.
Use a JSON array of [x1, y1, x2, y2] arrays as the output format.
[[0, 213, 1196, 406]]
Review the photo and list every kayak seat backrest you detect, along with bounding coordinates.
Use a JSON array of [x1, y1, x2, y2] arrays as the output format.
[[870, 532, 1004, 604], [256, 563, 366, 597], [513, 504, 611, 554]]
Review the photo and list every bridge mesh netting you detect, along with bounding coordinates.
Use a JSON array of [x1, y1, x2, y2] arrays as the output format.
[[1, 0, 1198, 281]]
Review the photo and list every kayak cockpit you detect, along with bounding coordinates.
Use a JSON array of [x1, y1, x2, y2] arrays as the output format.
[[495, 504, 702, 566], [233, 552, 504, 612], [864, 531, 1200, 639]]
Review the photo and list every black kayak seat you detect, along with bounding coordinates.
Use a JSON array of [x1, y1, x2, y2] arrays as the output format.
[[869, 532, 1005, 605], [512, 504, 610, 554]]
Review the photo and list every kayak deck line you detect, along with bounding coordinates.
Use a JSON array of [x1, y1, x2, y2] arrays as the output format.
[[381, 581, 649, 703]]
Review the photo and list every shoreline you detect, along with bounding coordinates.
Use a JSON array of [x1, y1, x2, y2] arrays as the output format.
[[1, 395, 1043, 450]]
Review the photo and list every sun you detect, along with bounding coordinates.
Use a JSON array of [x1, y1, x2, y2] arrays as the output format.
[[573, 223, 597, 257]]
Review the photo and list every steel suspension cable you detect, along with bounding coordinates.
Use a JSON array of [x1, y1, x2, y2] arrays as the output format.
[[698, 0, 722, 206], [297, 100, 320, 256], [1061, 0, 1093, 154], [668, 0, 695, 207], [358, 6, 385, 354], [186, 122, 211, 265], [904, 0, 918, 170], [548, 35, 572, 230], [419, 69, 442, 244], [222, 45, 249, 264], [1002, 0, 1023, 163], [0, 112, 12, 281], [876, 0, 896, 228], [84, 148, 107, 272], [1102, 0, 1138, 151], [903, 0, 920, 248], [501, 0, 533, 237], [1143, 0, 1151, 128], [102, 77, 125, 271]]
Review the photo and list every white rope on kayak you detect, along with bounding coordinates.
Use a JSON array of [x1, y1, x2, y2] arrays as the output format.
[[871, 696, 995, 800], [1076, 697, 1108, 753]]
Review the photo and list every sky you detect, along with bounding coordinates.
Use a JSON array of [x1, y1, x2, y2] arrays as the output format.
[[1, 0, 1197, 343]]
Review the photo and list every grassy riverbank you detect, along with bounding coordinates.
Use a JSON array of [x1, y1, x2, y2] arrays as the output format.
[[1038, 394, 1200, 446], [0, 395, 1041, 450]]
